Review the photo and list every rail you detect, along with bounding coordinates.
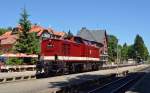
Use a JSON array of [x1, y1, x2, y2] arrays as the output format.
[[87, 72, 145, 93]]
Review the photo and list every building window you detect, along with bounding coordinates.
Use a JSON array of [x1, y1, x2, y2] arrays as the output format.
[[42, 32, 51, 40]]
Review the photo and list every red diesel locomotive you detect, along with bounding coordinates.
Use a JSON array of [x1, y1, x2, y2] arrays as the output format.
[[36, 36, 103, 76]]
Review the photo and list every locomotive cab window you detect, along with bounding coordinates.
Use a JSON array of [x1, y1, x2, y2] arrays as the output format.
[[41, 31, 51, 40]]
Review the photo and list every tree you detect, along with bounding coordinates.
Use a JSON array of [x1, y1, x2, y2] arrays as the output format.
[[29, 32, 40, 54], [143, 46, 149, 60], [121, 43, 128, 61], [14, 8, 41, 64], [133, 34, 149, 60], [127, 45, 135, 59], [147, 56, 150, 64], [67, 30, 73, 39], [15, 8, 37, 54], [0, 28, 8, 35], [107, 35, 118, 62], [7, 27, 13, 31]]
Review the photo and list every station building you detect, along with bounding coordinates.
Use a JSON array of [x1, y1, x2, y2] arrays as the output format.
[[77, 27, 108, 64]]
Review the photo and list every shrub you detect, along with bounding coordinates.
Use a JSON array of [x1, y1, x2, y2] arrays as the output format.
[[6, 58, 23, 65]]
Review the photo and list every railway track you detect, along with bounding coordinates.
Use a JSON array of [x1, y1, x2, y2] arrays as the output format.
[[86, 72, 145, 93]]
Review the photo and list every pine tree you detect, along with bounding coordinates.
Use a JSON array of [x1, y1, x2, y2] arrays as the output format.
[[15, 8, 36, 54], [67, 30, 73, 39], [29, 32, 40, 54], [133, 34, 149, 60], [14, 8, 41, 64]]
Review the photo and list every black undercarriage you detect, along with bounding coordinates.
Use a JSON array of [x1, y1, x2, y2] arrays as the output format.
[[36, 61, 103, 78]]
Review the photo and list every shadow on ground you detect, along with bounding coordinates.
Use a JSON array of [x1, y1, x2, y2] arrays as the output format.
[[127, 72, 150, 93], [48, 73, 119, 93]]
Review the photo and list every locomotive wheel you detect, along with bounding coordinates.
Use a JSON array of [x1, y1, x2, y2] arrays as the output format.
[[44, 66, 49, 77], [92, 63, 97, 71], [74, 64, 84, 73]]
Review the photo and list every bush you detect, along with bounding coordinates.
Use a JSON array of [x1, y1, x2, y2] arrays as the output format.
[[22, 57, 36, 65], [6, 58, 23, 65]]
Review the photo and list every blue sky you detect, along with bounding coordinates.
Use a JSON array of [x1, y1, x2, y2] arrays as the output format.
[[0, 0, 150, 51]]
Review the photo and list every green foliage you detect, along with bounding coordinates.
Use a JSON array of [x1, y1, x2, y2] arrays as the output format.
[[19, 8, 31, 33], [108, 34, 149, 63], [6, 58, 23, 65], [121, 43, 128, 61], [133, 34, 149, 60], [31, 58, 37, 64], [28, 32, 40, 54], [15, 8, 31, 53], [127, 45, 135, 59], [147, 56, 150, 64], [123, 34, 149, 61], [108, 35, 118, 62], [15, 8, 40, 54], [0, 28, 8, 35], [143, 47, 149, 60]]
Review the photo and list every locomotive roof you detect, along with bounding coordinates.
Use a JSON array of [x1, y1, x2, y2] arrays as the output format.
[[43, 37, 103, 47]]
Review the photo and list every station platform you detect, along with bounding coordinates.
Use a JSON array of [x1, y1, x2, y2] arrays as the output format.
[[0, 64, 148, 93], [0, 71, 36, 78]]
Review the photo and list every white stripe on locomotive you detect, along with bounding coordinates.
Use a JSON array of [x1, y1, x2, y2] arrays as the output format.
[[42, 56, 100, 61]]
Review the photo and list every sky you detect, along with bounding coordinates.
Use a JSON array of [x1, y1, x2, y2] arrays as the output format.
[[0, 0, 150, 51]]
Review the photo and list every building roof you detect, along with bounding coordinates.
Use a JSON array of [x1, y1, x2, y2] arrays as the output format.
[[0, 35, 18, 45], [2, 31, 12, 37], [30, 25, 44, 33], [16, 25, 65, 37], [0, 31, 12, 39], [77, 27, 107, 44], [0, 25, 66, 45], [52, 31, 66, 37]]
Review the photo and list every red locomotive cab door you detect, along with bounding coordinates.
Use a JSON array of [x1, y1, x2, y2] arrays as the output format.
[[81, 45, 86, 57], [62, 44, 70, 62], [62, 44, 70, 56]]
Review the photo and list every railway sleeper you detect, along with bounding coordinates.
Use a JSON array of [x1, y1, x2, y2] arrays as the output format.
[[112, 72, 145, 93]]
